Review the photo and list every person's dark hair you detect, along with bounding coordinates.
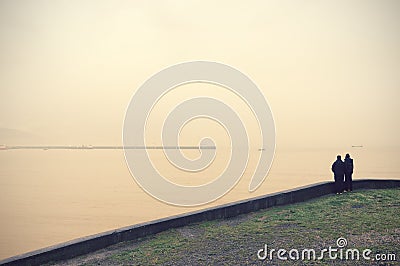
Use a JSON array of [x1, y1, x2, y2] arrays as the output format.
[[337, 155, 341, 160], [345, 153, 350, 158]]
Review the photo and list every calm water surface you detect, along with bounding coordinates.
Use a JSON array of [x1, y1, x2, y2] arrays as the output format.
[[0, 147, 399, 259]]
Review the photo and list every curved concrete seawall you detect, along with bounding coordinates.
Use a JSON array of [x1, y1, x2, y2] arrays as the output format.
[[1, 179, 399, 266]]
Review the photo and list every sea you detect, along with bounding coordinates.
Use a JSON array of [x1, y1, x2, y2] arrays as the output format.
[[0, 146, 399, 259]]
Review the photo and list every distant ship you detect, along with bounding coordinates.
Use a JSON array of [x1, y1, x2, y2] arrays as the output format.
[[258, 148, 265, 151], [351, 145, 363, 148]]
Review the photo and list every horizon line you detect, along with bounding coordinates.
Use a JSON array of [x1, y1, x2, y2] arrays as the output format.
[[1, 145, 216, 150]]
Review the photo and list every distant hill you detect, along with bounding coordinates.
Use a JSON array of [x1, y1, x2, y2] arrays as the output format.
[[0, 127, 42, 145]]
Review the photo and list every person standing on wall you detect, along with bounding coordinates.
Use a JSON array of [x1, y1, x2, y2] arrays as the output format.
[[332, 155, 345, 194], [344, 153, 354, 192]]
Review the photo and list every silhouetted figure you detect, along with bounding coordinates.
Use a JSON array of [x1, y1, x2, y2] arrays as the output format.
[[344, 153, 354, 192], [332, 155, 345, 194]]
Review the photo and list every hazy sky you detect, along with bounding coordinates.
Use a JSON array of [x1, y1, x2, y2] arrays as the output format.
[[0, 0, 399, 148]]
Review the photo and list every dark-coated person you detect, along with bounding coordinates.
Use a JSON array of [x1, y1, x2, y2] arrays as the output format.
[[332, 155, 345, 194], [344, 153, 354, 192]]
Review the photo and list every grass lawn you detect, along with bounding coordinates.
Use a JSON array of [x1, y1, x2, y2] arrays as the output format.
[[56, 188, 400, 265]]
